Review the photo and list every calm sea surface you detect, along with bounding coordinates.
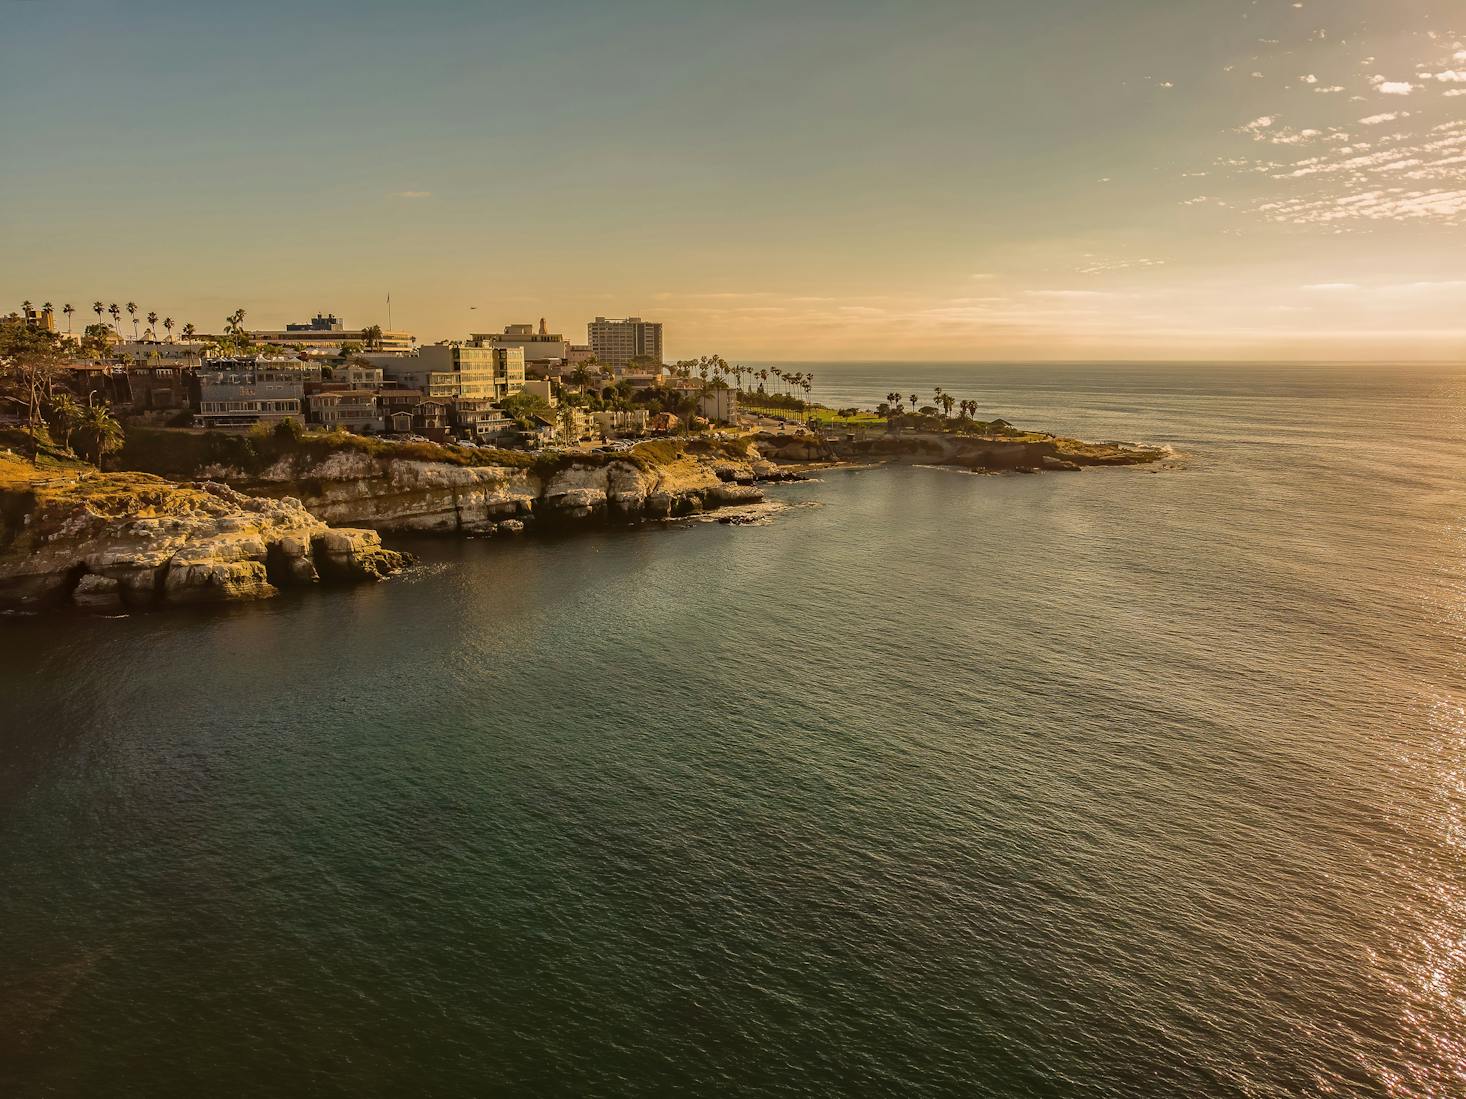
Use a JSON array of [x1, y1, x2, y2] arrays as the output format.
[[3, 363, 1464, 1097]]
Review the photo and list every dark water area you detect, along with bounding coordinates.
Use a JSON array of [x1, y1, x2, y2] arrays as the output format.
[[2, 363, 1464, 1096]]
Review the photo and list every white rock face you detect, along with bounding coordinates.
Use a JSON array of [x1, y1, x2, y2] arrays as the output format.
[[256, 450, 764, 534], [0, 476, 408, 611]]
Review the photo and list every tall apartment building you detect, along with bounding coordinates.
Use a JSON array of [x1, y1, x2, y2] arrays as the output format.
[[587, 316, 663, 369]]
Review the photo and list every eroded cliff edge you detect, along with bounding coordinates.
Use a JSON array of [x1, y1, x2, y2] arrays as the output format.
[[0, 451, 409, 612], [119, 432, 784, 536]]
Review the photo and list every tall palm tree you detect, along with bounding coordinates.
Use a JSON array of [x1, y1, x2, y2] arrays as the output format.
[[146, 310, 158, 338], [909, 393, 919, 412], [940, 393, 955, 419], [886, 391, 901, 410], [41, 301, 53, 318], [126, 302, 139, 338], [92, 301, 105, 328], [76, 402, 125, 467], [108, 303, 121, 334], [163, 316, 174, 342], [63, 303, 75, 332], [181, 323, 197, 342]]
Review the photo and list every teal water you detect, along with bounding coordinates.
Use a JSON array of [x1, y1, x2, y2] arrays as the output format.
[[2, 363, 1464, 1097]]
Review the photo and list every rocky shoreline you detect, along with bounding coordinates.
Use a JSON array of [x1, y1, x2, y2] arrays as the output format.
[[2, 427, 1165, 615], [0, 458, 409, 614]]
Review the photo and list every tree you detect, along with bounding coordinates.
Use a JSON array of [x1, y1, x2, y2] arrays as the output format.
[[163, 316, 174, 342], [74, 401, 125, 467], [108, 303, 121, 333], [63, 303, 75, 332], [0, 319, 67, 441], [362, 324, 383, 350], [126, 302, 139, 338], [940, 393, 955, 419], [909, 393, 919, 411], [92, 301, 105, 328], [225, 308, 246, 335], [338, 341, 362, 358], [500, 390, 553, 425], [181, 322, 197, 342], [44, 391, 84, 452], [146, 310, 159, 337]]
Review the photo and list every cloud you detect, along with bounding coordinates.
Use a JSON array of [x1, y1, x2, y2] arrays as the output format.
[[1425, 70, 1466, 83], [1371, 75, 1416, 95], [391, 190, 433, 199], [1359, 112, 1404, 125], [1300, 73, 1319, 84]]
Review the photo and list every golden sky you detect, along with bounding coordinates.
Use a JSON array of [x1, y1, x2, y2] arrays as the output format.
[[4, 0, 1464, 361]]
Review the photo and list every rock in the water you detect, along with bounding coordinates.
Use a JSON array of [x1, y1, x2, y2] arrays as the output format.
[[71, 573, 124, 611]]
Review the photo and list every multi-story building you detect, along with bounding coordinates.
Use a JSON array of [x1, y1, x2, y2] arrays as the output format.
[[453, 399, 515, 443], [365, 344, 525, 403], [587, 316, 663, 369], [470, 320, 570, 374], [332, 361, 383, 388], [308, 390, 384, 434], [193, 359, 314, 431], [593, 409, 650, 437], [698, 387, 739, 424], [252, 313, 415, 356]]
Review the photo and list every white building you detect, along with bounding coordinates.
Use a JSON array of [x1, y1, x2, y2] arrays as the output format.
[[588, 316, 663, 369]]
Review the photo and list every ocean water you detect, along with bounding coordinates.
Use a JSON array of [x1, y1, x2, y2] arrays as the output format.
[[2, 363, 1464, 1097]]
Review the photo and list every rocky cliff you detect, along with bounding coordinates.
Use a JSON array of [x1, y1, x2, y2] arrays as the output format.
[[181, 440, 780, 535], [0, 454, 408, 612]]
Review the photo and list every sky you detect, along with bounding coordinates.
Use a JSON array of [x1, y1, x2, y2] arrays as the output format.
[[2, 0, 1464, 362]]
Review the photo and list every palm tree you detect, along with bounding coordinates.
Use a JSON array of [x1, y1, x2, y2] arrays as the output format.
[[75, 402, 125, 467], [126, 302, 139, 338], [41, 301, 53, 321], [44, 391, 83, 452], [108, 303, 121, 334], [225, 308, 246, 335], [92, 301, 105, 328], [146, 310, 158, 338], [939, 393, 955, 419], [21, 299, 32, 313], [63, 303, 75, 332], [181, 322, 196, 342], [163, 316, 174, 342], [909, 393, 919, 413]]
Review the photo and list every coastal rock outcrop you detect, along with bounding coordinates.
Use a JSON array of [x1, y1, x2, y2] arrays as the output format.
[[191, 439, 780, 535], [0, 458, 409, 613]]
